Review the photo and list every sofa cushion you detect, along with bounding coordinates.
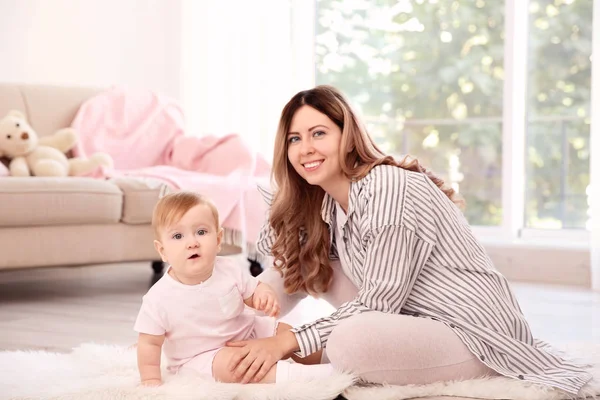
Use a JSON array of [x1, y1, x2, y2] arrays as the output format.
[[110, 177, 171, 224], [0, 177, 122, 227]]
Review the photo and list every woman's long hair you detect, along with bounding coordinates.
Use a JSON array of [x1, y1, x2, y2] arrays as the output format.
[[270, 85, 464, 295]]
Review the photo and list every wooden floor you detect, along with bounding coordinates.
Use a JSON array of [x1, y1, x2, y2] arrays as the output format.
[[0, 260, 598, 400]]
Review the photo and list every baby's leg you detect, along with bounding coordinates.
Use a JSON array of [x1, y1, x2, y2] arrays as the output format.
[[212, 346, 336, 384], [212, 347, 277, 383]]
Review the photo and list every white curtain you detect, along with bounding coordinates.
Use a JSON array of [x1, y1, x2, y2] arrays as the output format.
[[591, 0, 600, 291], [180, 0, 315, 160]]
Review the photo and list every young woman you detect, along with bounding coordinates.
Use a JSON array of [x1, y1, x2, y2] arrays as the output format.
[[225, 85, 591, 396]]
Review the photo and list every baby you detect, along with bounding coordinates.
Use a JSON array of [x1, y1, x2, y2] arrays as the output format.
[[135, 191, 333, 386]]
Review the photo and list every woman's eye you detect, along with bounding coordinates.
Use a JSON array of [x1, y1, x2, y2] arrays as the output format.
[[313, 130, 325, 137], [173, 233, 182, 240], [197, 229, 207, 236], [287, 136, 299, 144]]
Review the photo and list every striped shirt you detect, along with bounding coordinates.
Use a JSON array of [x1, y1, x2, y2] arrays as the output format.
[[256, 165, 592, 394]]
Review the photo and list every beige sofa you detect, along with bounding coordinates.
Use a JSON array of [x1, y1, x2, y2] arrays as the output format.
[[0, 83, 242, 275]]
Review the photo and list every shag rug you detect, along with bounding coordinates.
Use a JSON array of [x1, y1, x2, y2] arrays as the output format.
[[1, 343, 599, 400]]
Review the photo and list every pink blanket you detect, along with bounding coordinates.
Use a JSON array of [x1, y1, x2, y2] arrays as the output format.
[[71, 87, 271, 250]]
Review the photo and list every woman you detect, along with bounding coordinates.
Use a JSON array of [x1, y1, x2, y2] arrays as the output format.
[[226, 85, 591, 395]]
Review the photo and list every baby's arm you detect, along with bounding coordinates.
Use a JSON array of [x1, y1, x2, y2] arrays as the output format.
[[244, 282, 280, 317], [137, 332, 165, 386]]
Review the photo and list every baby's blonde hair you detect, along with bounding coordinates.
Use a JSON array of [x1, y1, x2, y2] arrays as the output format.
[[152, 191, 220, 239]]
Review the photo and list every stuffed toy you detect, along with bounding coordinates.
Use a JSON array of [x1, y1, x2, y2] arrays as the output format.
[[0, 110, 113, 177], [0, 161, 8, 177]]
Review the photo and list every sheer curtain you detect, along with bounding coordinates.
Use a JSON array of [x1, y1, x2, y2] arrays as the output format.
[[180, 0, 315, 159], [591, 0, 600, 291]]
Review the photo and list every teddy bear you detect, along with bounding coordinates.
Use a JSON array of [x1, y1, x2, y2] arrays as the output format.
[[0, 110, 113, 177]]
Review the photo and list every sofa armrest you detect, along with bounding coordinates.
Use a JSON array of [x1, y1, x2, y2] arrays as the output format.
[[110, 177, 171, 225]]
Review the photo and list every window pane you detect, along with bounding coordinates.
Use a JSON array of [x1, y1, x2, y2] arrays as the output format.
[[525, 0, 593, 229], [315, 0, 504, 226]]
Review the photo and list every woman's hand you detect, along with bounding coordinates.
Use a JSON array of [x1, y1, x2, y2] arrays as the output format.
[[226, 330, 297, 383]]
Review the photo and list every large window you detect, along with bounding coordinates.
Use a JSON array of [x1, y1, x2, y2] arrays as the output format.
[[314, 0, 593, 235]]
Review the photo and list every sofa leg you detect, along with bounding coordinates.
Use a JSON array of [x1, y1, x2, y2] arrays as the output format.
[[150, 261, 164, 287], [151, 261, 164, 275], [248, 258, 263, 277]]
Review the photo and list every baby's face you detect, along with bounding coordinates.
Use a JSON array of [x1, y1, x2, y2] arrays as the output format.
[[155, 204, 222, 279]]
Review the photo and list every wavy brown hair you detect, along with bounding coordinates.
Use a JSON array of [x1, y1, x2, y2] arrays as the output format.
[[269, 85, 464, 296]]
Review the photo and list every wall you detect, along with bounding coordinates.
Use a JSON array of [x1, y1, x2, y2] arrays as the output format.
[[179, 0, 315, 152], [0, 0, 182, 99], [591, 0, 600, 291], [485, 242, 591, 287]]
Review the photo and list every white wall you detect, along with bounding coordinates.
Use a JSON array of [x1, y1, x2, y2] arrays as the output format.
[[0, 0, 182, 99], [591, 0, 600, 291]]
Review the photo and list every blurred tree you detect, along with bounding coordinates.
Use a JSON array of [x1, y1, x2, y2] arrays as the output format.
[[315, 0, 592, 228], [525, 0, 592, 229]]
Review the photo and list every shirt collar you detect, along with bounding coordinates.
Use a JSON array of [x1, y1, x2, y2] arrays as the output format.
[[320, 178, 364, 225]]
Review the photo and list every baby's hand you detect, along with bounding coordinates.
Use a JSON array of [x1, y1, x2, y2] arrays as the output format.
[[253, 283, 280, 317], [140, 379, 162, 387]]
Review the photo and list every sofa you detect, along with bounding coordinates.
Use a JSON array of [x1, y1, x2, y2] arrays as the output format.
[[0, 83, 243, 275]]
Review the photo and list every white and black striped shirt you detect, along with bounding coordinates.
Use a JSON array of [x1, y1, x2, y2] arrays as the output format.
[[256, 165, 592, 395]]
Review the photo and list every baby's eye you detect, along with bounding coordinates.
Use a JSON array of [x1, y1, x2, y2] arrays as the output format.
[[287, 136, 299, 144], [172, 233, 182, 240], [15, 123, 20, 128], [197, 229, 207, 236]]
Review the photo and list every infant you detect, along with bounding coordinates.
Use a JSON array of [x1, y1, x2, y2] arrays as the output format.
[[134, 191, 333, 385]]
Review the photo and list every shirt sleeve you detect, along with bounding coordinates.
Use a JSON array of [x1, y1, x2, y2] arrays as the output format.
[[290, 168, 436, 357], [134, 295, 167, 336], [255, 185, 276, 257]]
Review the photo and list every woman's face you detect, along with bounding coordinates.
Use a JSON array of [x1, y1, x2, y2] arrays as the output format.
[[286, 105, 344, 190]]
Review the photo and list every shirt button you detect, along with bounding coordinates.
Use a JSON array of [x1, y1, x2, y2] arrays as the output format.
[[518, 375, 524, 380], [449, 323, 456, 328], [480, 355, 485, 361]]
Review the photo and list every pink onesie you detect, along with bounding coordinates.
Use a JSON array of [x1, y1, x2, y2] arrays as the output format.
[[134, 256, 276, 378]]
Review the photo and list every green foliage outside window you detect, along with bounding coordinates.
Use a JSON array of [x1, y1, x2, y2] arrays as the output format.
[[315, 0, 592, 229]]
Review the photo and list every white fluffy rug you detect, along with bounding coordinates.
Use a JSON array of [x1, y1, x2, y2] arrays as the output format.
[[1, 343, 599, 400]]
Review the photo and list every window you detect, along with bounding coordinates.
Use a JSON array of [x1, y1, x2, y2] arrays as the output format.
[[315, 0, 505, 226], [314, 0, 594, 238], [525, 0, 593, 230]]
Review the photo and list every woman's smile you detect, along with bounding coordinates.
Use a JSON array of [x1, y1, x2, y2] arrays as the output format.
[[303, 160, 324, 172]]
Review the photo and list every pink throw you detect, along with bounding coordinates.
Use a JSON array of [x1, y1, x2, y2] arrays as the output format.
[[71, 87, 271, 250]]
